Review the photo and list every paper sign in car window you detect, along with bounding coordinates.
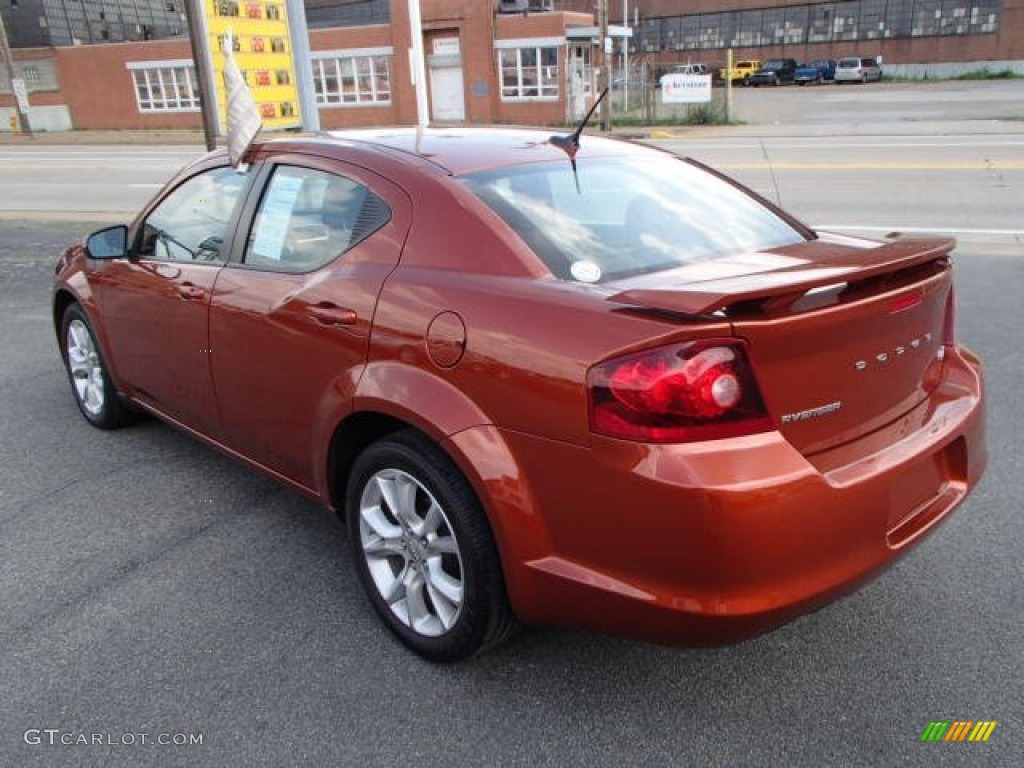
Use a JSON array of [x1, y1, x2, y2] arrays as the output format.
[[251, 174, 304, 260]]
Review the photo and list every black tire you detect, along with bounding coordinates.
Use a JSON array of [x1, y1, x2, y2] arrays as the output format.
[[60, 303, 134, 429], [346, 430, 517, 662]]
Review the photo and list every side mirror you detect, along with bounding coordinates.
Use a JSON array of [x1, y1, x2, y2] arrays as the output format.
[[85, 225, 128, 260]]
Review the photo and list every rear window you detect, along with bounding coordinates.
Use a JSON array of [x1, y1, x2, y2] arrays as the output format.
[[461, 157, 807, 283]]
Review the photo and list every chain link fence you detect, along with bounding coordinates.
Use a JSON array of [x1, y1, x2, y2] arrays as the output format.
[[609, 62, 731, 125]]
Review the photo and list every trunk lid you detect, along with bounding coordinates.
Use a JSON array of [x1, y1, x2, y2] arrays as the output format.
[[608, 236, 954, 455]]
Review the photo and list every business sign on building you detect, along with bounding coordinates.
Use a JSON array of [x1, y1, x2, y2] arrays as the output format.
[[202, 0, 301, 130], [660, 74, 712, 104]]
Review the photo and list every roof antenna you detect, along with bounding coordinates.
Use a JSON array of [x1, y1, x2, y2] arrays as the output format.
[[548, 88, 609, 193]]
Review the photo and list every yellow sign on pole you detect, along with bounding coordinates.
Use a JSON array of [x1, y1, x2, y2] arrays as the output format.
[[203, 0, 301, 130]]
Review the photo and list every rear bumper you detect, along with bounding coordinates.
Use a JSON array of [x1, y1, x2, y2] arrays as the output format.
[[464, 344, 986, 646]]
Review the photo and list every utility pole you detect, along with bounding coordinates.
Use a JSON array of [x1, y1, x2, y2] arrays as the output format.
[[621, 0, 628, 113], [0, 9, 31, 136], [407, 0, 429, 128], [286, 0, 319, 132], [184, 0, 217, 151], [598, 0, 610, 131]]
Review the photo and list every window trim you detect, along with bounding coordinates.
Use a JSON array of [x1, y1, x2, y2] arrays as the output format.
[[497, 44, 561, 102], [310, 50, 393, 108], [127, 61, 201, 114]]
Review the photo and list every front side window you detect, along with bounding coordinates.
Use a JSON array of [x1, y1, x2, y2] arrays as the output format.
[[243, 165, 390, 273], [462, 157, 807, 283], [498, 46, 559, 100], [137, 167, 247, 262]]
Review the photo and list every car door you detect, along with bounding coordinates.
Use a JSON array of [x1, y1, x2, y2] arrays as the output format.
[[209, 157, 411, 488], [97, 165, 251, 435]]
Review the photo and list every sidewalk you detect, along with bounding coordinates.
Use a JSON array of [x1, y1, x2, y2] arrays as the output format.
[[3, 79, 1024, 144], [0, 129, 209, 146]]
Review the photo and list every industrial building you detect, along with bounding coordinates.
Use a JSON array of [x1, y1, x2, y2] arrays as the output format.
[[1, 0, 1022, 132]]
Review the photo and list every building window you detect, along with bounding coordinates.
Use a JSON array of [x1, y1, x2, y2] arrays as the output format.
[[644, 0, 1001, 53], [23, 66, 40, 83], [128, 63, 200, 112], [498, 46, 559, 100], [312, 53, 391, 106]]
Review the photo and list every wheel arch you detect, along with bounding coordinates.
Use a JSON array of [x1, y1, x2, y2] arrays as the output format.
[[52, 288, 79, 344], [322, 365, 553, 619], [320, 361, 491, 513], [326, 410, 411, 518], [53, 284, 126, 391]]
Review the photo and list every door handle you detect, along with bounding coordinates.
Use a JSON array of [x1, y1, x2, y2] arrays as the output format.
[[307, 303, 357, 326], [178, 282, 205, 300]]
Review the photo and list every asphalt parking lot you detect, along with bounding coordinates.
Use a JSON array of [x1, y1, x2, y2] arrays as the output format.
[[1, 80, 1022, 767]]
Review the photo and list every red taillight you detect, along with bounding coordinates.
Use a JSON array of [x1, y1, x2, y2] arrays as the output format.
[[588, 340, 773, 443], [889, 289, 923, 314]]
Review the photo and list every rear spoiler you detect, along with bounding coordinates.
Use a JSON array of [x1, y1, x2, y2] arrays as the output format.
[[607, 237, 954, 316]]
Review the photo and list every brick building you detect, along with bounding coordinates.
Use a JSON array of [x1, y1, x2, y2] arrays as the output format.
[[568, 0, 1024, 77], [1, 0, 1023, 132], [2, 0, 609, 130]]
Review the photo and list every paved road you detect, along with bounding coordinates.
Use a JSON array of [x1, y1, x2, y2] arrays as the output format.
[[0, 146, 198, 220], [3, 133, 1022, 243], [1, 220, 1019, 768], [657, 132, 1024, 249]]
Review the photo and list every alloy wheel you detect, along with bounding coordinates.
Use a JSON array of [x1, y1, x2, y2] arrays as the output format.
[[66, 318, 106, 417], [358, 467, 465, 637]]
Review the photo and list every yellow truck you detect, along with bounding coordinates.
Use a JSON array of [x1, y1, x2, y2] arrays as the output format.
[[720, 59, 762, 85]]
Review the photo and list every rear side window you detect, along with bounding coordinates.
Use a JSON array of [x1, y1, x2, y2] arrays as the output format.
[[462, 157, 806, 283], [242, 165, 390, 273], [838, 59, 858, 68]]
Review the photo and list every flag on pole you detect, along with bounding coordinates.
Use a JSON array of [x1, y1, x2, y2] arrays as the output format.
[[222, 28, 261, 167]]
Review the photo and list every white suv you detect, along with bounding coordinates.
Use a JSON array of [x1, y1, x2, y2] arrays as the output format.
[[835, 57, 882, 84]]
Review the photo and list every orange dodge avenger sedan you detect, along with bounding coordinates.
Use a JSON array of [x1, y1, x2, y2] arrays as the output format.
[[53, 129, 987, 661]]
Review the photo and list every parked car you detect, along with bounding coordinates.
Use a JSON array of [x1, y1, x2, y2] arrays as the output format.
[[719, 59, 761, 85], [795, 59, 837, 85], [54, 128, 987, 661], [671, 63, 710, 76], [835, 56, 883, 83], [748, 58, 798, 86], [654, 62, 710, 86]]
